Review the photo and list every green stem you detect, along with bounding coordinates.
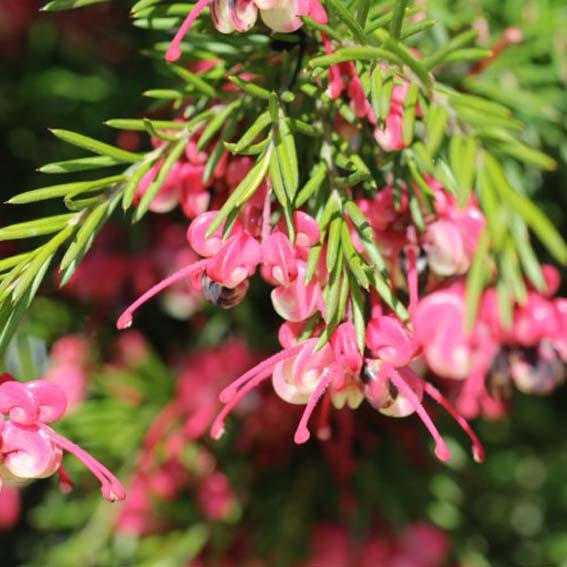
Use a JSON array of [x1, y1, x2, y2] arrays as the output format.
[[390, 0, 409, 39]]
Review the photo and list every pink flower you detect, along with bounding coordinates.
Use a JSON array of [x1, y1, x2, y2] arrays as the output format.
[[196, 471, 236, 520], [117, 212, 258, 328], [374, 111, 406, 152], [271, 262, 323, 322], [206, 233, 262, 289], [363, 313, 484, 462], [0, 377, 125, 502], [165, 0, 327, 62], [261, 232, 298, 286], [413, 283, 479, 379]]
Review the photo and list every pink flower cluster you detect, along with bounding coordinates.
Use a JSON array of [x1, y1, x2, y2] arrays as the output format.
[[301, 521, 451, 567], [116, 341, 258, 534], [117, 209, 322, 329], [0, 374, 124, 502], [415, 269, 567, 417]]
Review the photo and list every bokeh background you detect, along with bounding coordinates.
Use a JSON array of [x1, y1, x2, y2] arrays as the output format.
[[0, 1, 566, 566]]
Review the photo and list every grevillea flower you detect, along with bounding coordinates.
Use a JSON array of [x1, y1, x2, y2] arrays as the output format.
[[165, 0, 328, 62], [363, 314, 484, 463], [117, 212, 258, 328], [210, 317, 484, 463], [0, 376, 124, 502], [117, 210, 321, 328], [413, 274, 567, 417]]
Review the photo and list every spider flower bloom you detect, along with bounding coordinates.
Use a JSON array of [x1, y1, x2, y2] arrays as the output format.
[[0, 377, 124, 502], [414, 276, 566, 417], [212, 324, 364, 444], [364, 315, 485, 463], [117, 212, 260, 329], [165, 0, 327, 62]]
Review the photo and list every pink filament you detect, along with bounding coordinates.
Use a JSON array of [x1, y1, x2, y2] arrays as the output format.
[[424, 382, 485, 463], [41, 425, 125, 502], [165, 0, 213, 62], [294, 369, 333, 444], [211, 366, 275, 440], [385, 366, 451, 462], [218, 343, 306, 403], [57, 466, 74, 494], [117, 259, 208, 330]]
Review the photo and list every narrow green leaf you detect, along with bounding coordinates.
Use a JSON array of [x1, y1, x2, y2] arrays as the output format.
[[12, 226, 74, 302], [42, 0, 107, 10], [374, 29, 432, 90], [0, 214, 75, 241], [327, 0, 367, 43], [390, 0, 409, 39], [198, 101, 242, 151], [485, 154, 567, 264], [305, 243, 323, 284], [450, 134, 477, 205], [425, 103, 449, 156], [295, 162, 328, 207], [172, 66, 217, 98], [135, 138, 187, 221], [60, 201, 110, 271], [270, 114, 299, 203], [348, 272, 366, 352], [423, 29, 478, 70], [206, 148, 271, 237], [309, 47, 402, 69], [122, 159, 155, 211], [106, 119, 189, 131], [8, 175, 125, 205], [510, 217, 546, 292], [228, 76, 271, 100], [370, 65, 383, 120], [342, 222, 370, 289], [39, 156, 122, 174], [326, 217, 343, 272], [402, 83, 420, 145], [230, 112, 271, 154], [50, 129, 142, 162]]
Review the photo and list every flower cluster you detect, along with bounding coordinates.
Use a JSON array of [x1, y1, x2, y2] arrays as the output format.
[[415, 269, 567, 417]]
